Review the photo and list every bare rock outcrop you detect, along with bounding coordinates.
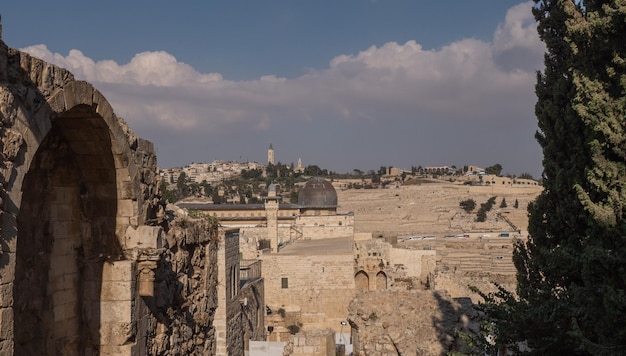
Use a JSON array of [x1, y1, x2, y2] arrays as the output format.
[[348, 290, 478, 356]]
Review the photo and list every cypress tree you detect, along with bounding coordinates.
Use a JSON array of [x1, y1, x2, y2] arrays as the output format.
[[481, 1, 626, 354]]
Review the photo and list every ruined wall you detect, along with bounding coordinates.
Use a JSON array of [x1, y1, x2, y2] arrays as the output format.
[[389, 248, 436, 288], [354, 239, 436, 291], [348, 290, 477, 356], [142, 216, 220, 355]]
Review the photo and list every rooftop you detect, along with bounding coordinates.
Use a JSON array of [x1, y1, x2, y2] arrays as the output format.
[[277, 237, 353, 255]]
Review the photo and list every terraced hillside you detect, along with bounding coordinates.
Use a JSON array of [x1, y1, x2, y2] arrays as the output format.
[[336, 180, 542, 237]]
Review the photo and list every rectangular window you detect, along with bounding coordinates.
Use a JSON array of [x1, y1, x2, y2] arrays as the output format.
[[281, 277, 288, 289]]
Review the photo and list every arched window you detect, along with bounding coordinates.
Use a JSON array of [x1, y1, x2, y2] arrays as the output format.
[[355, 271, 369, 291], [376, 271, 388, 290]]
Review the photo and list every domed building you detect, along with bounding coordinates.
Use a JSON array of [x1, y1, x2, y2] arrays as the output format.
[[298, 177, 338, 216]]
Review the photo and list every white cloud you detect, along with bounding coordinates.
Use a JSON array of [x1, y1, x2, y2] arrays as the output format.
[[493, 1, 545, 72], [21, 45, 224, 86], [20, 1, 545, 175]]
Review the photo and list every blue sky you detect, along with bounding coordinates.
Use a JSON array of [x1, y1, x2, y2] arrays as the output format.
[[1, 1, 545, 177]]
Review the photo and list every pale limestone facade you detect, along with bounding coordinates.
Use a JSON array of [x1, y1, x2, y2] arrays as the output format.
[[261, 244, 356, 334]]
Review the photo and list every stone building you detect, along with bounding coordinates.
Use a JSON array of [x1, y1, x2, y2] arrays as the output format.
[[0, 24, 262, 355], [353, 236, 436, 292]]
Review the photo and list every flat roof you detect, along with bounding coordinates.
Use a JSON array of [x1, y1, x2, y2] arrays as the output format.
[[277, 237, 353, 255]]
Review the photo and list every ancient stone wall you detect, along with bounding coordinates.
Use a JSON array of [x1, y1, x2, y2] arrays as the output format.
[[354, 239, 436, 291], [283, 329, 336, 356], [142, 216, 220, 355], [348, 290, 477, 356]]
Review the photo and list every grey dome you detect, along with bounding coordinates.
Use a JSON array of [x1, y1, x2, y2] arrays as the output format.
[[298, 177, 337, 208]]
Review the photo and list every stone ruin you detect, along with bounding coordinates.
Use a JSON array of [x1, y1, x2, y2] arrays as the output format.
[[0, 23, 241, 355], [348, 290, 478, 356]]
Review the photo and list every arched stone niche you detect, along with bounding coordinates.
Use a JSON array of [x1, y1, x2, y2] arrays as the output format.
[[0, 45, 157, 355]]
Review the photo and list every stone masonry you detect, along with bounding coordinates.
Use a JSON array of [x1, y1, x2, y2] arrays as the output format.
[[0, 23, 255, 355]]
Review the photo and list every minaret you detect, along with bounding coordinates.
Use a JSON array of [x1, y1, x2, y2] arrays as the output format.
[[267, 143, 275, 165], [264, 184, 281, 252]]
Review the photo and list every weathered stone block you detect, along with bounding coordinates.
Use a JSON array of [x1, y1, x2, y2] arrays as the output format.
[[101, 280, 134, 302], [47, 90, 66, 114], [0, 339, 14, 354], [102, 260, 135, 282], [118, 199, 135, 218], [125, 225, 163, 249], [0, 307, 14, 340], [0, 283, 13, 308], [100, 301, 132, 323], [100, 322, 134, 346], [63, 81, 93, 109], [32, 97, 53, 138], [93, 89, 114, 124], [100, 344, 134, 355], [0, 252, 15, 284]]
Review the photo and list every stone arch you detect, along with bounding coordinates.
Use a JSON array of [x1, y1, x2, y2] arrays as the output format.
[[8, 80, 153, 355], [376, 271, 388, 290], [355, 270, 369, 291]]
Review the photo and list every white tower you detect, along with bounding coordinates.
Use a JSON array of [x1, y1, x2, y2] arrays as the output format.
[[268, 143, 275, 165]]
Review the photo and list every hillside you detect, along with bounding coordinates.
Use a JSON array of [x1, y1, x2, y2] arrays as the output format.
[[336, 180, 542, 237]]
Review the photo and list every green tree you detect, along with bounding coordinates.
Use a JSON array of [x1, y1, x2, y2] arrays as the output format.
[[499, 197, 507, 208], [304, 165, 322, 176], [481, 2, 626, 354], [475, 207, 487, 223], [517, 172, 534, 180], [513, 199, 519, 209], [459, 198, 477, 213], [484, 163, 503, 176]]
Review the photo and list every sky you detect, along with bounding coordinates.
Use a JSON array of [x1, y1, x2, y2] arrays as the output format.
[[1, 1, 546, 177]]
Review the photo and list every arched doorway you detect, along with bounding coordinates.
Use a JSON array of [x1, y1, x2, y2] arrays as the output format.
[[355, 270, 369, 291], [376, 271, 388, 290], [13, 103, 125, 355]]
